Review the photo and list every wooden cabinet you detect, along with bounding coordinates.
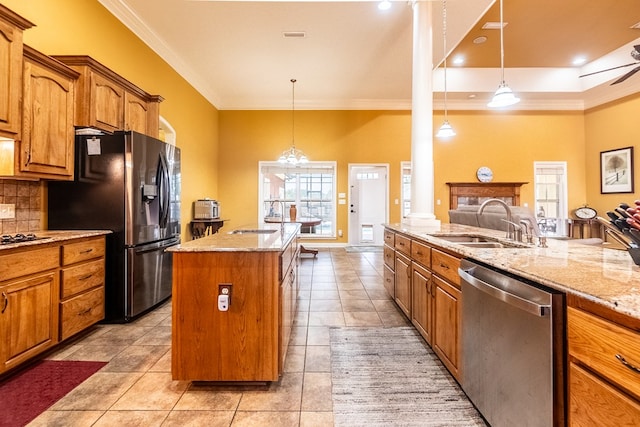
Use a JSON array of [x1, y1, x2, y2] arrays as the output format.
[[411, 262, 432, 344], [567, 304, 640, 425], [59, 237, 106, 340], [53, 55, 163, 138], [432, 274, 461, 379], [394, 251, 411, 317], [0, 236, 106, 375], [17, 46, 79, 179], [0, 5, 34, 138], [383, 229, 395, 298]]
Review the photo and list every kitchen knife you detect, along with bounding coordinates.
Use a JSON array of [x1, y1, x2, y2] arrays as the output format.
[[620, 203, 631, 210], [620, 228, 640, 248], [627, 207, 639, 216], [626, 218, 640, 231], [606, 229, 633, 249], [629, 228, 640, 245], [615, 219, 629, 232], [615, 207, 632, 219]]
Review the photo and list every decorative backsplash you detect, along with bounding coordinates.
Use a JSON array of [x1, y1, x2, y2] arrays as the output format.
[[0, 179, 43, 234]]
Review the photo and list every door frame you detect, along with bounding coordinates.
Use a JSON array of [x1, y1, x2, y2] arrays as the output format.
[[347, 163, 389, 246]]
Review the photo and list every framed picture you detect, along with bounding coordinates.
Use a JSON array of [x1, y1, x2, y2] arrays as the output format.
[[601, 146, 634, 194]]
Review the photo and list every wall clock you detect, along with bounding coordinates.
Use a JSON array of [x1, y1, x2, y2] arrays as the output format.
[[476, 166, 494, 183], [573, 205, 597, 220]]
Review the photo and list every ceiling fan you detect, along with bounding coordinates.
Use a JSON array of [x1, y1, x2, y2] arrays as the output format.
[[579, 45, 640, 85]]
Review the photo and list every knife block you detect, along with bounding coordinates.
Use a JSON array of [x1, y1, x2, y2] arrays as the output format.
[[628, 248, 640, 265]]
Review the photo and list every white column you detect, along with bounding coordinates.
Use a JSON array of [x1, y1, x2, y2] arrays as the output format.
[[405, 0, 440, 228]]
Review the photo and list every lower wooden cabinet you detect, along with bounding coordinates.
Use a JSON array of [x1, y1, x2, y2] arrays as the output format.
[[411, 262, 432, 345], [432, 274, 461, 379], [394, 252, 411, 317], [0, 271, 59, 372]]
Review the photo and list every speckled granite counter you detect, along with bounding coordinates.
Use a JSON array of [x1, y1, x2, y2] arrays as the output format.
[[0, 230, 111, 251], [167, 223, 300, 252], [385, 222, 640, 320]]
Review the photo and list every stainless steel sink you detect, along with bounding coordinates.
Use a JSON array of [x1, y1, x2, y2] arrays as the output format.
[[229, 229, 278, 235], [432, 234, 530, 249]]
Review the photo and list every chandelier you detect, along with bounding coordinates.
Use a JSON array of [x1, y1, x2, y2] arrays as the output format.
[[278, 79, 308, 165]]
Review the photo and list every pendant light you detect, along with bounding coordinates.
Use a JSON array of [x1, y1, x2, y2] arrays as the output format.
[[436, 0, 456, 138], [487, 0, 520, 108], [278, 79, 308, 165]]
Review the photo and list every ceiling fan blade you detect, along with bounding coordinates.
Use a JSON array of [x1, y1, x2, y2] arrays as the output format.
[[611, 65, 640, 85], [579, 62, 638, 78]]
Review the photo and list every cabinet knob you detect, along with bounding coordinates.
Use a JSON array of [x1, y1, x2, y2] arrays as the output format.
[[1, 292, 7, 314]]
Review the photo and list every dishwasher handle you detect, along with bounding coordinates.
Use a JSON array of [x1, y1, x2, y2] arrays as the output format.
[[459, 266, 551, 317]]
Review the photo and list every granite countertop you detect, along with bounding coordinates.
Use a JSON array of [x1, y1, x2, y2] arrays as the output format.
[[385, 222, 640, 320], [168, 223, 300, 253], [0, 230, 111, 251]]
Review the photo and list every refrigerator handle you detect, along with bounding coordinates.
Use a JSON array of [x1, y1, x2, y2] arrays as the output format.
[[157, 153, 170, 228]]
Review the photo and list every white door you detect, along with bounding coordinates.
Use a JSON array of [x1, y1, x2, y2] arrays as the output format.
[[348, 164, 388, 245]]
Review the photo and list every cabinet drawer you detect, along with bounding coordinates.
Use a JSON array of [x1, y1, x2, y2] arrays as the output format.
[[411, 240, 431, 268], [568, 307, 640, 400], [62, 237, 105, 266], [431, 248, 461, 287], [569, 362, 640, 426], [0, 246, 59, 282], [60, 286, 104, 340], [383, 229, 395, 247], [394, 233, 411, 256], [383, 264, 395, 298], [383, 245, 395, 269], [61, 258, 105, 298]]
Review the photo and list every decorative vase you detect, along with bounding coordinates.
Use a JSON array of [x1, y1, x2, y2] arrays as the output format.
[[289, 204, 297, 222]]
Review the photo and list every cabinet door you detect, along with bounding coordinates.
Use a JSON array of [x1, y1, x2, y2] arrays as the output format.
[[0, 272, 59, 373], [21, 57, 75, 177], [412, 263, 432, 344], [90, 72, 124, 132], [394, 252, 411, 317], [279, 265, 294, 371], [432, 274, 460, 380], [0, 18, 24, 136], [383, 264, 395, 299], [124, 90, 149, 134]]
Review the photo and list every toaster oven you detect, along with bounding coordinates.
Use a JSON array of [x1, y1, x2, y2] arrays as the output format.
[[194, 199, 219, 219]]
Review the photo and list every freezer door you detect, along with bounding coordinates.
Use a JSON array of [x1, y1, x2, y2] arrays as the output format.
[[126, 237, 178, 319]]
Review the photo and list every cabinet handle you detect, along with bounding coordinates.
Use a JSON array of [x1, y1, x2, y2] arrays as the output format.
[[416, 251, 422, 255], [80, 248, 94, 254], [616, 354, 640, 374], [79, 274, 93, 281], [1, 292, 7, 314], [439, 262, 450, 270], [398, 242, 405, 246], [78, 307, 93, 316]]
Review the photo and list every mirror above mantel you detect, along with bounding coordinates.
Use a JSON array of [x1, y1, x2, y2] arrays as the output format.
[[446, 182, 528, 210]]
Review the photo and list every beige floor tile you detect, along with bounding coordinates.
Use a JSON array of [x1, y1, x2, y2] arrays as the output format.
[[102, 344, 170, 372], [366, 287, 392, 300], [174, 386, 242, 410], [341, 299, 376, 312], [378, 310, 412, 327], [50, 371, 143, 410], [301, 372, 332, 411], [306, 326, 330, 346], [294, 309, 310, 327], [310, 282, 338, 290], [304, 346, 331, 372], [149, 347, 172, 372], [291, 326, 308, 346], [92, 410, 169, 426], [307, 312, 345, 327], [231, 411, 299, 426], [237, 373, 303, 411], [338, 289, 370, 300], [131, 310, 171, 327], [163, 410, 235, 426], [309, 299, 342, 312], [371, 299, 399, 312], [111, 372, 189, 410], [134, 325, 172, 345], [82, 325, 153, 346], [300, 411, 334, 427], [310, 289, 340, 300], [344, 311, 383, 327], [27, 410, 105, 427], [61, 344, 128, 362], [284, 345, 306, 373]]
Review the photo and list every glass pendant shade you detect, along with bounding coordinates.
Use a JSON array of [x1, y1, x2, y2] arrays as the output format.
[[488, 82, 520, 107], [436, 0, 455, 139], [277, 79, 308, 165], [436, 120, 456, 138]]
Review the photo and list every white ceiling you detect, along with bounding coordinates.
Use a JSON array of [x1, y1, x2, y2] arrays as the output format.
[[99, 0, 640, 111]]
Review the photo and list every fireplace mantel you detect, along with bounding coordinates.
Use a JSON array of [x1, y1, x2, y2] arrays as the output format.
[[446, 182, 528, 210]]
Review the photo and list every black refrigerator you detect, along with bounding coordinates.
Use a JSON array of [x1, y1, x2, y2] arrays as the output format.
[[48, 131, 181, 322]]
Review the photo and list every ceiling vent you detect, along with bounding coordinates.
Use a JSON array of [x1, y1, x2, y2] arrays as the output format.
[[482, 22, 507, 30], [283, 31, 306, 38]]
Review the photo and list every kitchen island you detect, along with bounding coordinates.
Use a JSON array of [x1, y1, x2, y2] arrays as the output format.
[[168, 223, 299, 382], [384, 222, 640, 426]]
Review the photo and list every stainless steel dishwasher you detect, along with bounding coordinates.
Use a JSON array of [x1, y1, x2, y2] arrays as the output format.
[[459, 259, 565, 427]]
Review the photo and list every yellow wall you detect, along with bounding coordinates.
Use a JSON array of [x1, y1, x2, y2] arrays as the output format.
[[4, 0, 219, 238], [585, 94, 640, 217], [220, 109, 587, 242]]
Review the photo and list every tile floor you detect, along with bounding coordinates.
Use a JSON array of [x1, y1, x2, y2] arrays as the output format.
[[30, 248, 418, 426]]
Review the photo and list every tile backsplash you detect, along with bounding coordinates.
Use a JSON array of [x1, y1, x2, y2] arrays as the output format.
[[0, 179, 43, 234]]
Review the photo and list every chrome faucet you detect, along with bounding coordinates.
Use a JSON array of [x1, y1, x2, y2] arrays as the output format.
[[272, 199, 286, 233], [477, 198, 516, 240]]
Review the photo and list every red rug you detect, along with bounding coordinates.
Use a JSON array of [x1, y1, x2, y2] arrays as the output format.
[[0, 360, 107, 427]]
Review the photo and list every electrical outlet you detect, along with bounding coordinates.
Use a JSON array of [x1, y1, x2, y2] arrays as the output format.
[[0, 204, 15, 219]]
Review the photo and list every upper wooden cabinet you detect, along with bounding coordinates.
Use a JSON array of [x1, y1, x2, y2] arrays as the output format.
[[0, 5, 34, 138], [19, 46, 79, 179], [52, 55, 163, 138]]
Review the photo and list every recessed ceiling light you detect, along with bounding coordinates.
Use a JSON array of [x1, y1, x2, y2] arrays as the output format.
[[473, 36, 487, 44], [468, 94, 477, 99], [453, 56, 465, 65], [572, 56, 587, 66], [378, 0, 391, 10], [482, 22, 507, 30]]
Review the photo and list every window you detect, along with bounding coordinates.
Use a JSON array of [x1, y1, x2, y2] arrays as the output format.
[[401, 161, 411, 218], [259, 161, 336, 237], [534, 162, 568, 237]]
